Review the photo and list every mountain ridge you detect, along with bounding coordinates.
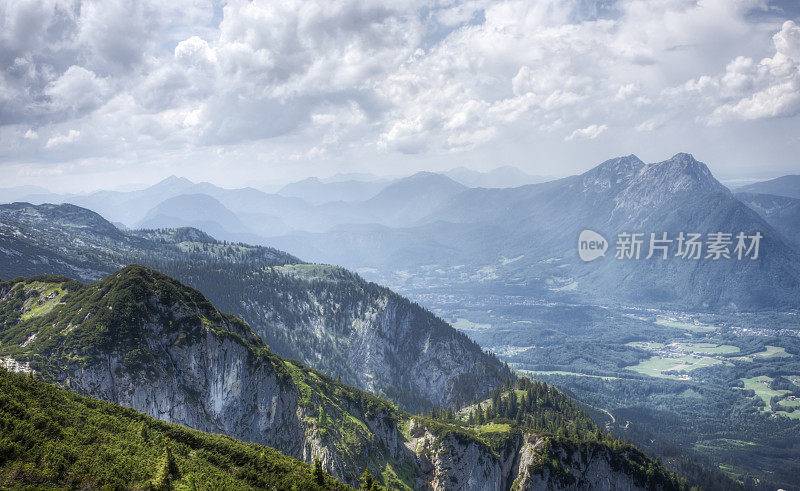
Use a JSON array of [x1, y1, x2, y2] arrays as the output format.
[[737, 174, 800, 199], [0, 202, 511, 412], [0, 265, 687, 489], [269, 153, 800, 310]]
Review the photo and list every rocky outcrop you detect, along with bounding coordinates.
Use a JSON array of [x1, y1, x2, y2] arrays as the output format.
[[407, 419, 517, 490], [515, 440, 650, 490], [184, 263, 513, 412]]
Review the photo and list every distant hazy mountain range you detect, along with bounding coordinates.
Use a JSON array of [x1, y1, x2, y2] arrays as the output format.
[[737, 175, 800, 199], [2, 156, 798, 310], [0, 166, 540, 238], [277, 177, 390, 203], [444, 165, 551, 188], [270, 154, 800, 310]]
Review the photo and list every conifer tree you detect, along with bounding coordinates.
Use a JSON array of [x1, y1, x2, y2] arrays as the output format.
[[313, 458, 325, 486], [360, 469, 374, 490]]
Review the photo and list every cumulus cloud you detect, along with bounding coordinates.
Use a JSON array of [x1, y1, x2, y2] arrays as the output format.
[[1, 0, 799, 183], [45, 65, 110, 114], [662, 20, 800, 125], [708, 20, 800, 123], [45, 129, 80, 148], [565, 124, 608, 141]]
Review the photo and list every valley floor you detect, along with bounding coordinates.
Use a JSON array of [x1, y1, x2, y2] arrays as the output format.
[[398, 288, 800, 490]]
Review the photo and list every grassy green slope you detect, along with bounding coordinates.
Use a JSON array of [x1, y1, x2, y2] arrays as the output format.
[[0, 368, 348, 490]]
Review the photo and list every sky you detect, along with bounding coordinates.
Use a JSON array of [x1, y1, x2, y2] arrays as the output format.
[[1, 0, 799, 192]]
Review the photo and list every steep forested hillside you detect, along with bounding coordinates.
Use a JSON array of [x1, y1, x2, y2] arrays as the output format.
[[736, 192, 800, 250]]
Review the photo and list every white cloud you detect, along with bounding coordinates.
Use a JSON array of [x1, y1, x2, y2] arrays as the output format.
[[23, 129, 38, 139], [1, 0, 800, 186], [45, 129, 80, 148], [664, 20, 800, 125], [45, 65, 110, 114], [565, 124, 608, 141], [708, 20, 800, 123]]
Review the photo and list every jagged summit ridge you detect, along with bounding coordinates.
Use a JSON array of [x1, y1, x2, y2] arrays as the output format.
[[580, 154, 645, 191], [639, 153, 726, 194]]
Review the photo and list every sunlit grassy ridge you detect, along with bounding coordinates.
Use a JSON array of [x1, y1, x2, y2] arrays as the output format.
[[0, 267, 265, 375]]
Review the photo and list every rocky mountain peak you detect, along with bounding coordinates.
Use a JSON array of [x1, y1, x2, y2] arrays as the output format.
[[637, 153, 727, 195], [580, 154, 645, 190]]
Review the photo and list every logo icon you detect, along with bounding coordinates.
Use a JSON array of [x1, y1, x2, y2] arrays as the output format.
[[578, 230, 607, 262]]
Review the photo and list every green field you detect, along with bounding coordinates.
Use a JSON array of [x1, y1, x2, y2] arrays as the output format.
[[693, 438, 759, 452], [626, 342, 737, 379], [451, 317, 492, 331], [673, 342, 740, 355], [733, 345, 790, 361], [626, 341, 666, 349], [627, 354, 723, 379], [741, 376, 787, 403], [654, 318, 718, 332], [740, 376, 800, 419], [516, 369, 620, 380]]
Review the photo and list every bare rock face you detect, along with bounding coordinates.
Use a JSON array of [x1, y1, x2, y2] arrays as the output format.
[[517, 442, 649, 490], [407, 421, 515, 490], [60, 331, 306, 455], [201, 263, 513, 413]]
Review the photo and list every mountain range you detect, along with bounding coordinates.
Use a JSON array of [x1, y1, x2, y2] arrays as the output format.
[[0, 202, 508, 412], [737, 175, 800, 199], [0, 265, 684, 489], [0, 157, 774, 487], [0, 165, 549, 235], [4, 153, 797, 312], [277, 176, 390, 203], [444, 165, 550, 188], [269, 154, 800, 310]]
